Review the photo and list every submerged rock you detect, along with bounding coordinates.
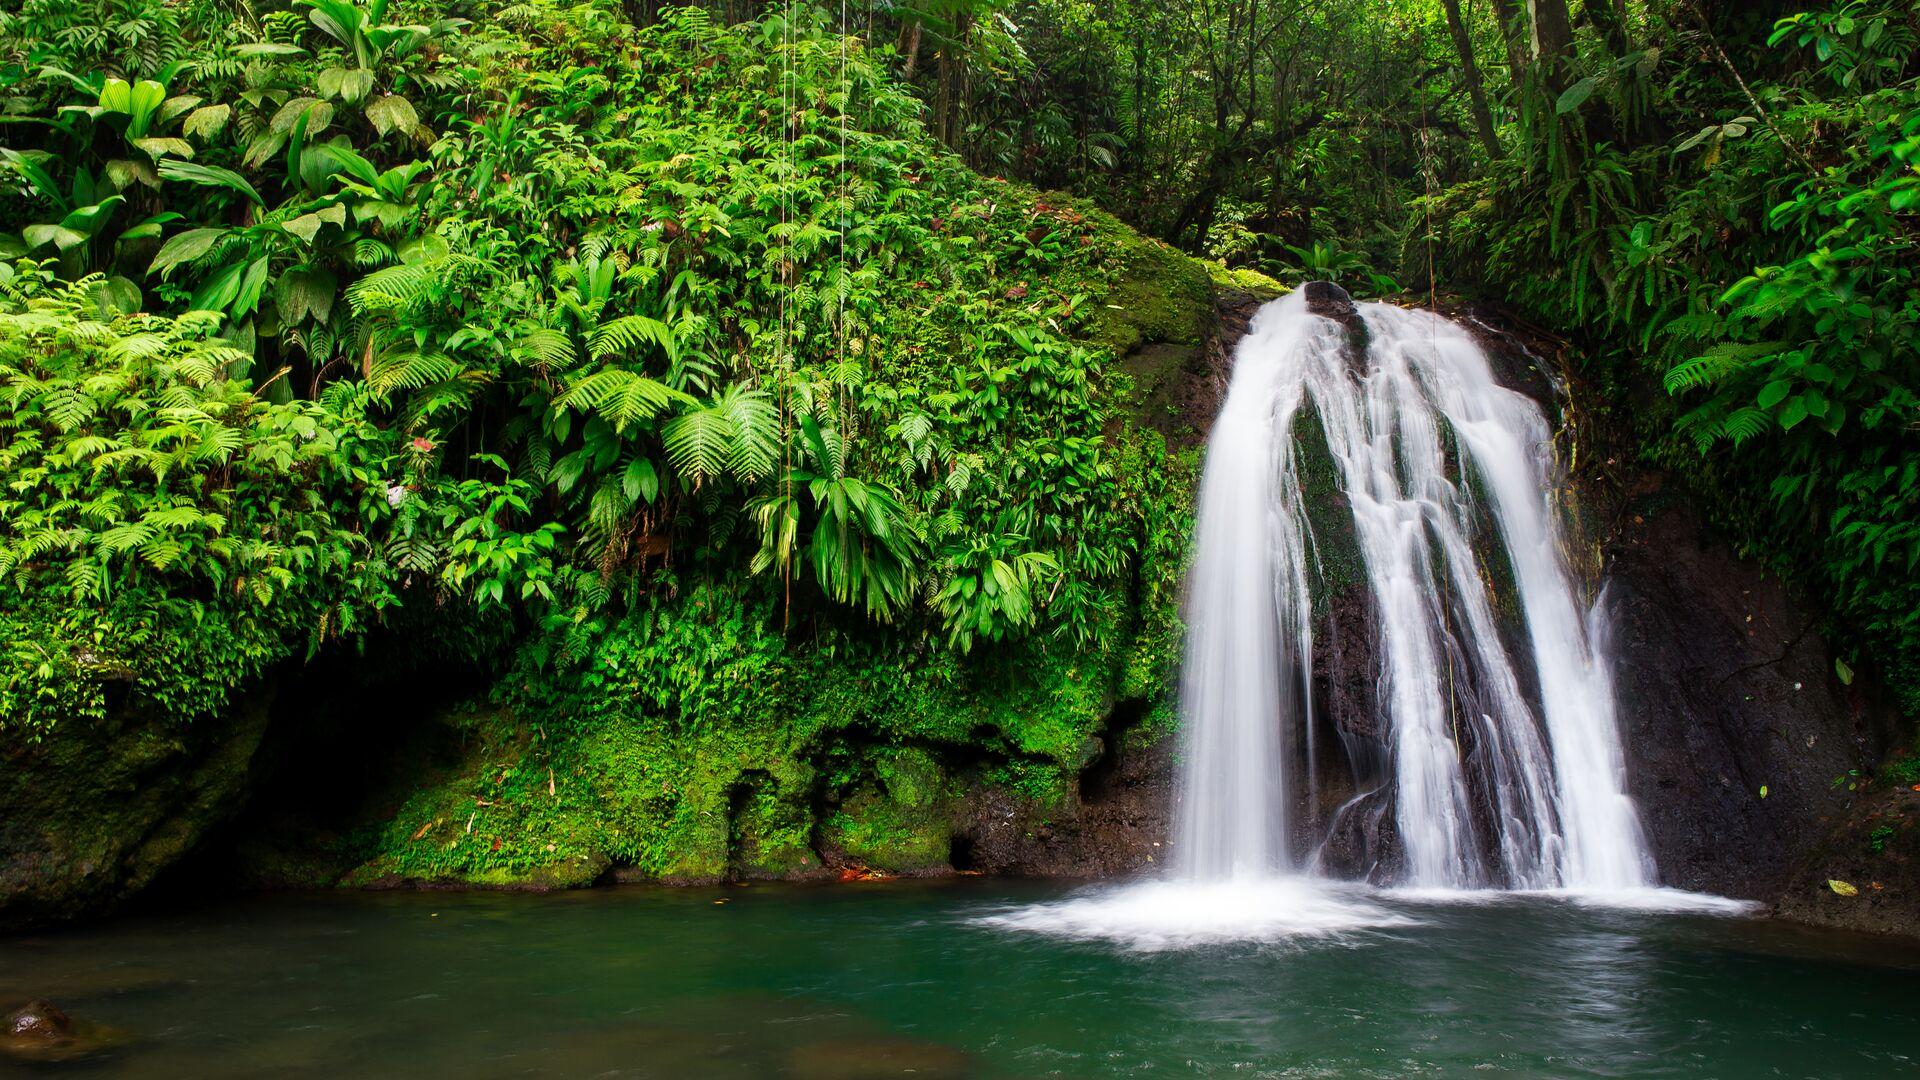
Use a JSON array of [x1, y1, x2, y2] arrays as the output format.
[[0, 999, 127, 1063], [5, 1000, 71, 1040]]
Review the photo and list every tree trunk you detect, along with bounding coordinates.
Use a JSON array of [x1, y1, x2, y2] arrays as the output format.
[[1442, 0, 1502, 158], [1526, 0, 1578, 94], [1489, 0, 1529, 89], [898, 18, 923, 79], [1581, 0, 1633, 58], [932, 13, 973, 152]]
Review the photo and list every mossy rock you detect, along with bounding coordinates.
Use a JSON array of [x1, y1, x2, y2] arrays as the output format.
[[0, 689, 273, 931], [823, 749, 958, 874], [1208, 262, 1287, 297], [1074, 202, 1215, 355]]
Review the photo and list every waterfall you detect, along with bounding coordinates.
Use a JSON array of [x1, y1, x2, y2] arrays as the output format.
[[1174, 287, 1654, 892]]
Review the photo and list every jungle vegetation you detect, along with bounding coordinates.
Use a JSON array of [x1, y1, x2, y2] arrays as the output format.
[[0, 0, 1913, 878]]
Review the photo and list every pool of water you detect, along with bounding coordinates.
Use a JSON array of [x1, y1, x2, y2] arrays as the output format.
[[3, 879, 1916, 1078]]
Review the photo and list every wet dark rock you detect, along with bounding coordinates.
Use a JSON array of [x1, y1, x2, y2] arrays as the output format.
[[1300, 280, 1354, 320], [1301, 280, 1369, 371], [0, 687, 275, 932], [1316, 582, 1383, 745], [5, 1000, 71, 1041], [1772, 783, 1920, 936], [1606, 501, 1891, 901], [1192, 288, 1269, 442], [0, 999, 126, 1063], [955, 729, 1175, 878], [1451, 305, 1565, 413]]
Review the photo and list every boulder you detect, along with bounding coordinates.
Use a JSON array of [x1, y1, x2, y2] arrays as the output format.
[[0, 998, 126, 1063], [0, 687, 274, 931]]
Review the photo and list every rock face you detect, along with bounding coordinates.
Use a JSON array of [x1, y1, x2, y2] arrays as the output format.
[[0, 689, 273, 931], [1771, 782, 1920, 935], [1606, 503, 1894, 900], [958, 724, 1175, 878]]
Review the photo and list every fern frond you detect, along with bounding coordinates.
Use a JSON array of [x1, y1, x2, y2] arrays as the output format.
[[588, 315, 676, 362], [556, 368, 690, 432]]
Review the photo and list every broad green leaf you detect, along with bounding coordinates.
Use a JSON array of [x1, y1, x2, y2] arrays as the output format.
[[232, 42, 308, 57], [24, 223, 86, 250], [284, 212, 327, 244], [183, 103, 231, 139], [1556, 76, 1599, 115], [59, 195, 125, 234], [159, 159, 263, 204], [365, 94, 418, 137], [91, 275, 143, 315], [398, 233, 450, 264], [149, 227, 228, 277], [133, 137, 195, 161], [276, 267, 338, 324], [271, 97, 333, 136], [117, 211, 181, 242]]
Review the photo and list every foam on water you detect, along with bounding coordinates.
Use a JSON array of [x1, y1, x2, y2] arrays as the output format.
[[1383, 884, 1762, 915], [974, 878, 1417, 951]]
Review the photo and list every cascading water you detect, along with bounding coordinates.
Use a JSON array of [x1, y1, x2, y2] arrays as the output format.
[[1174, 287, 1652, 892], [984, 287, 1746, 949]]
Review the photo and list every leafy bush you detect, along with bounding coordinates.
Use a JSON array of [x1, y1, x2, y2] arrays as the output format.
[[0, 0, 1204, 745], [1421, 2, 1920, 711], [0, 267, 396, 735]]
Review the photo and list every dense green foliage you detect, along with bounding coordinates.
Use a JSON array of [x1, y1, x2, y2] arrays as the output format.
[[0, 269, 395, 732], [878, 0, 1920, 713], [0, 0, 1219, 883], [1414, 2, 1920, 711], [2, 0, 1913, 887], [0, 0, 1207, 732]]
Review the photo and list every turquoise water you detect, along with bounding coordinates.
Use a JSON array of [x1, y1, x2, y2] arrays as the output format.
[[3, 880, 1915, 1077]]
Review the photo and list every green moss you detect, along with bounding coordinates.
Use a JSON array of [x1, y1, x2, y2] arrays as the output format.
[[1290, 403, 1365, 609], [340, 581, 1179, 887], [1074, 202, 1214, 355], [824, 751, 956, 873], [0, 685, 273, 929], [1207, 262, 1287, 297]]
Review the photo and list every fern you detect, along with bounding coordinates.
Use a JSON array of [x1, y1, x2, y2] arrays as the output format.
[[587, 314, 677, 363], [555, 368, 690, 432]]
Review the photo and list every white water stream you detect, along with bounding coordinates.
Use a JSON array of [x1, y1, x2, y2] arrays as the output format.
[[986, 290, 1748, 948], [1176, 292, 1651, 890]]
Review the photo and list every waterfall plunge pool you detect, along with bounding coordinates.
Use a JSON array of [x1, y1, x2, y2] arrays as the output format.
[[4, 879, 1914, 1078]]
